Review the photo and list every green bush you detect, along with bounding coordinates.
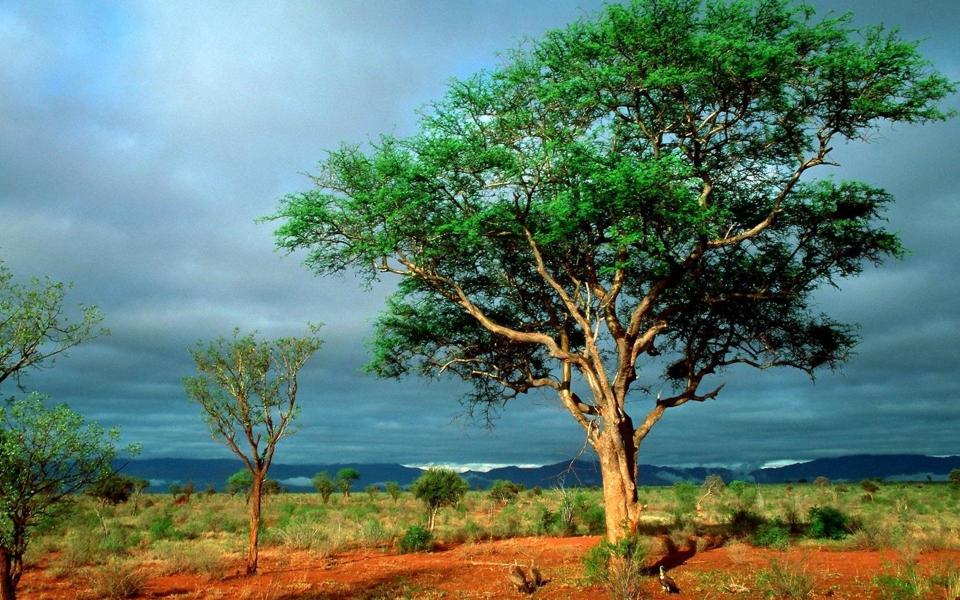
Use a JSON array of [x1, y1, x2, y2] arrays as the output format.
[[398, 525, 433, 553], [582, 537, 649, 599], [873, 561, 930, 599], [752, 521, 791, 550], [581, 504, 606, 535], [806, 506, 851, 540], [148, 513, 182, 541], [728, 509, 765, 537], [489, 480, 524, 503]]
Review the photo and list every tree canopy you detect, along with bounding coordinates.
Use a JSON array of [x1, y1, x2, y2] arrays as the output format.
[[268, 0, 954, 541], [0, 261, 105, 389]]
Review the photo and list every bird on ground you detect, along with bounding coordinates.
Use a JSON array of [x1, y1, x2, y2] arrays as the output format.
[[659, 565, 680, 594]]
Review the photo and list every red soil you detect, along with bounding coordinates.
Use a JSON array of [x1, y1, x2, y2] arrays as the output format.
[[16, 536, 960, 599]]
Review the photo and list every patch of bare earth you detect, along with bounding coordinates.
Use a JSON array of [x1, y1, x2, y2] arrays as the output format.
[[16, 536, 960, 599]]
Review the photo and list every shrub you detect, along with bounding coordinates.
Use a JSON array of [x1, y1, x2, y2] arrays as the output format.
[[873, 561, 930, 599], [88, 559, 147, 599], [365, 484, 380, 500], [155, 541, 225, 579], [88, 474, 137, 505], [807, 506, 851, 540], [582, 537, 650, 599], [949, 468, 960, 486], [752, 521, 791, 550], [385, 481, 402, 502], [312, 471, 335, 503], [411, 468, 468, 530], [489, 480, 524, 503], [755, 559, 814, 599], [581, 504, 606, 535], [398, 525, 432, 553], [671, 481, 698, 524], [148, 513, 182, 541], [728, 509, 765, 538], [727, 480, 758, 511]]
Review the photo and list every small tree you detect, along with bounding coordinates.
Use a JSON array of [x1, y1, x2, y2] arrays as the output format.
[[411, 468, 468, 531], [184, 326, 322, 575], [365, 484, 380, 500], [697, 474, 725, 513], [336, 468, 360, 498], [0, 395, 131, 600], [489, 480, 523, 504], [949, 469, 960, 486], [311, 472, 335, 504], [87, 474, 137, 505], [131, 477, 150, 513], [227, 470, 253, 498], [385, 481, 402, 502], [815, 476, 830, 488]]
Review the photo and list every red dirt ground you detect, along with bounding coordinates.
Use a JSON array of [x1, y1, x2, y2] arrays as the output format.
[[16, 536, 960, 599]]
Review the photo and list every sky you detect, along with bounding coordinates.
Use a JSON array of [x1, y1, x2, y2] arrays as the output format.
[[1, 0, 957, 470]]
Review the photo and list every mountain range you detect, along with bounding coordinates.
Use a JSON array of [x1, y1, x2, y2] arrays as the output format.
[[120, 454, 960, 492]]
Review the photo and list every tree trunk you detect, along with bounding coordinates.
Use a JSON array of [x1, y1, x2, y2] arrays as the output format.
[[0, 547, 15, 600], [246, 472, 264, 575], [596, 424, 641, 544]]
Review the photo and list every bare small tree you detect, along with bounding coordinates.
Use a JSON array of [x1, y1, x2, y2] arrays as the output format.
[[184, 326, 322, 575]]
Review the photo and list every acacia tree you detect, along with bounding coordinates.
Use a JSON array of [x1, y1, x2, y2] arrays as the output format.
[[268, 0, 953, 543], [0, 395, 125, 600], [0, 263, 119, 600], [184, 327, 322, 575], [0, 261, 105, 389]]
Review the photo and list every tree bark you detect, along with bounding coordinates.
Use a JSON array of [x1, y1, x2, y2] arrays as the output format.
[[0, 546, 15, 600], [596, 423, 641, 544], [246, 472, 264, 575]]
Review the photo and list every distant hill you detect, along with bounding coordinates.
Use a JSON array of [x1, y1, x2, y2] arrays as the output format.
[[118, 454, 960, 492], [749, 454, 960, 483]]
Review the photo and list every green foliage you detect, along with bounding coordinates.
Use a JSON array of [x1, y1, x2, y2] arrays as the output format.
[[873, 561, 931, 599], [267, 0, 953, 543], [312, 472, 335, 503], [488, 480, 523, 503], [397, 524, 432, 553], [0, 394, 131, 593], [581, 537, 649, 599], [755, 559, 814, 599], [949, 469, 960, 486], [752, 521, 791, 550], [806, 505, 851, 540], [727, 480, 758, 511], [148, 513, 183, 541], [365, 484, 381, 500], [672, 481, 699, 523], [336, 468, 361, 496], [227, 470, 252, 495], [411, 469, 468, 530], [385, 481, 402, 502], [88, 474, 137, 505], [728, 509, 766, 538], [0, 261, 106, 388]]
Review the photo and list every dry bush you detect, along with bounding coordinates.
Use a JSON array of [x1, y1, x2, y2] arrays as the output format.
[[152, 540, 227, 579], [86, 559, 148, 599]]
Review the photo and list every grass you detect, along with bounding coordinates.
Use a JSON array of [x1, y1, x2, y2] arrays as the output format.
[[17, 480, 960, 596]]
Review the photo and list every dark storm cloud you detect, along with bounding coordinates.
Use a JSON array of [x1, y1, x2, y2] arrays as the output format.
[[1, 0, 957, 469]]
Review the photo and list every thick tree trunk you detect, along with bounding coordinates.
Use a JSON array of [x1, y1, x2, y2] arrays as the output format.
[[246, 472, 264, 575], [0, 547, 15, 600], [596, 424, 641, 544]]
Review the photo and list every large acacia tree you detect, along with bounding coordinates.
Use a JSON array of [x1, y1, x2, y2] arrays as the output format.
[[268, 0, 953, 542], [184, 327, 322, 574]]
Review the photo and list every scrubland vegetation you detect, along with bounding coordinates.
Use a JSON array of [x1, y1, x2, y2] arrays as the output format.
[[17, 478, 960, 598]]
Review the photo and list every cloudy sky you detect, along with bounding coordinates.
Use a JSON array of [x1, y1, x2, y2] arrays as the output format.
[[1, 0, 957, 470]]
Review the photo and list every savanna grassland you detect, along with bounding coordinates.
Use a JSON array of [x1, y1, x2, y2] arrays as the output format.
[[15, 480, 960, 599]]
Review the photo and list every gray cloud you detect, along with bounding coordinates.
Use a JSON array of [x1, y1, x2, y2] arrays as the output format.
[[1, 0, 957, 469]]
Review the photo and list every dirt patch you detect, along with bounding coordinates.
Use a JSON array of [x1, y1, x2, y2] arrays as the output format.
[[15, 536, 960, 599]]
